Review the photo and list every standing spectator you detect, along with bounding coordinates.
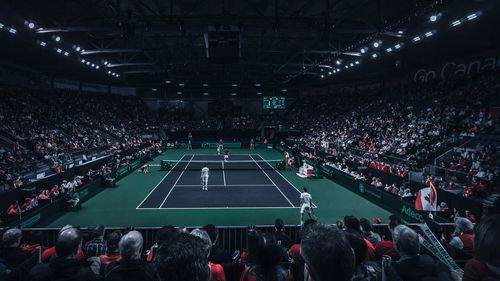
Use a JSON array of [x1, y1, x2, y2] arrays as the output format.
[[99, 231, 122, 266], [154, 233, 211, 281], [273, 218, 292, 250], [28, 227, 98, 281], [463, 215, 500, 281], [301, 223, 355, 281], [104, 230, 155, 281], [84, 224, 108, 257], [0, 228, 32, 268]]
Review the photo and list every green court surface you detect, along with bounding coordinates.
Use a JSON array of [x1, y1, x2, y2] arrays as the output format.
[[44, 148, 391, 228]]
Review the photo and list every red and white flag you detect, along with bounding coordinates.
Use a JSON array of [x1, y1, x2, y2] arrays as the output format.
[[415, 181, 438, 211]]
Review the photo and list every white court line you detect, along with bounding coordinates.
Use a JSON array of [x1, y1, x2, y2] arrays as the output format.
[[222, 160, 226, 186], [136, 154, 187, 209], [139, 206, 299, 210], [250, 155, 294, 207], [159, 155, 195, 208], [175, 184, 275, 187], [254, 154, 317, 208]]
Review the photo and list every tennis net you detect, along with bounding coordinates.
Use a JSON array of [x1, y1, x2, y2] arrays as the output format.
[[160, 159, 285, 171]]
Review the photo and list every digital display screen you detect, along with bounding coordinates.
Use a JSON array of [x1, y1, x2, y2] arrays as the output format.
[[263, 96, 286, 109]]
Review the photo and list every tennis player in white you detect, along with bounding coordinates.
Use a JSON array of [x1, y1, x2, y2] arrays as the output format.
[[300, 187, 314, 224], [201, 164, 209, 191]]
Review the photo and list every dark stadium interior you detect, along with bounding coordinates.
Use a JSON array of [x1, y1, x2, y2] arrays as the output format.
[[1, 0, 500, 281]]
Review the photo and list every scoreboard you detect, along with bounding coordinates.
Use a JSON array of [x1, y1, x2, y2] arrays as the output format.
[[263, 96, 286, 109]]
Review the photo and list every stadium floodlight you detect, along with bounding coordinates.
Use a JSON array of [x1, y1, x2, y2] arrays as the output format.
[[202, 83, 208, 86], [81, 59, 86, 63], [320, 74, 324, 78], [56, 48, 62, 54], [231, 93, 237, 96], [398, 30, 404, 34], [430, 15, 437, 22], [9, 28, 17, 34], [467, 13, 477, 21], [0, 23, 4, 29], [256, 92, 262, 95], [40, 41, 47, 47], [345, 65, 349, 69], [107, 70, 111, 74], [165, 80, 171, 84], [255, 83, 261, 86], [152, 88, 157, 91], [91, 63, 95, 67], [177, 91, 182, 95], [232, 84, 238, 87], [116, 74, 120, 77], [75, 46, 81, 52], [63, 51, 69, 56], [360, 48, 366, 54], [373, 41, 380, 48], [282, 89, 287, 92], [328, 71, 332, 75], [336, 60, 341, 65], [395, 44, 401, 49], [425, 31, 433, 37], [355, 61, 360, 65], [451, 20, 461, 27], [386, 48, 393, 53], [203, 93, 209, 96], [349, 63, 354, 67], [413, 36, 421, 42], [28, 22, 35, 29], [86, 61, 90, 65], [333, 70, 337, 73], [95, 65, 99, 69], [103, 60, 108, 65], [54, 36, 61, 42], [372, 53, 378, 58], [179, 83, 185, 86]]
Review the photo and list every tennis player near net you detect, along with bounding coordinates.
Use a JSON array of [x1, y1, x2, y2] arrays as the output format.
[[300, 187, 314, 224], [201, 164, 209, 191]]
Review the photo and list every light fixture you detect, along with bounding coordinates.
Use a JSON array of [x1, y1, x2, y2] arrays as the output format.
[[373, 41, 380, 48], [232, 84, 238, 87], [336, 60, 341, 65], [0, 23, 4, 29], [56, 48, 62, 54], [413, 36, 421, 42], [63, 51, 69, 56], [397, 30, 404, 34], [9, 28, 17, 34], [451, 20, 461, 27], [255, 83, 261, 87], [281, 89, 287, 92], [116, 74, 120, 77], [395, 44, 401, 49], [40, 41, 47, 47], [75, 46, 81, 52], [328, 71, 332, 75], [177, 91, 183, 95], [467, 13, 477, 21], [430, 15, 437, 22], [349, 63, 354, 67], [256, 92, 262, 95], [355, 61, 360, 65], [203, 93, 209, 96], [152, 88, 158, 91], [320, 74, 324, 78], [386, 48, 393, 53], [95, 65, 99, 69], [91, 63, 95, 67], [203, 83, 208, 86], [54, 36, 61, 42], [179, 83, 185, 86], [372, 53, 378, 58], [86, 61, 90, 65], [107, 70, 111, 74], [231, 93, 237, 96], [425, 31, 433, 37], [360, 48, 366, 54], [28, 22, 35, 29], [165, 80, 171, 84]]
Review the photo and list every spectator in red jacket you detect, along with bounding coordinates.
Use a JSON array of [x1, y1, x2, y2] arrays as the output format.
[[190, 229, 225, 281], [449, 217, 475, 254]]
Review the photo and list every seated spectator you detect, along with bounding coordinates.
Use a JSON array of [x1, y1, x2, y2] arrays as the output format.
[[202, 224, 231, 264], [239, 231, 292, 281], [190, 229, 225, 281], [6, 201, 20, 216], [28, 227, 97, 281], [344, 216, 375, 260], [463, 215, 500, 281], [360, 218, 381, 246], [84, 224, 107, 257], [0, 228, 33, 268], [301, 223, 355, 281], [154, 233, 211, 281], [374, 215, 402, 260], [146, 225, 177, 263], [41, 225, 85, 262], [99, 231, 122, 266], [104, 230, 155, 281], [391, 225, 448, 281], [449, 217, 474, 254]]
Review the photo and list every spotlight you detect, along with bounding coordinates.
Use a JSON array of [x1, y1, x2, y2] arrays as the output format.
[[345, 65, 349, 69], [256, 92, 262, 95], [328, 71, 332, 75], [203, 93, 209, 96], [231, 93, 237, 96], [451, 20, 461, 27], [108, 70, 111, 74], [397, 30, 404, 34], [86, 61, 90, 65], [177, 91, 183, 95], [39, 41, 47, 47], [179, 83, 185, 86], [386, 48, 393, 53], [467, 13, 477, 21], [75, 46, 81, 52], [373, 41, 380, 48], [91, 63, 95, 67], [232, 84, 238, 87], [425, 31, 433, 37], [360, 48, 366, 54], [54, 36, 61, 42], [395, 44, 401, 49], [9, 28, 17, 34], [349, 63, 354, 67], [103, 61, 108, 65], [255, 83, 261, 86], [63, 51, 69, 56], [355, 61, 360, 65], [116, 74, 120, 77], [333, 70, 337, 73], [372, 53, 378, 58], [336, 60, 341, 65], [430, 15, 437, 22], [81, 59, 86, 63], [413, 36, 421, 42], [96, 65, 100, 69], [165, 80, 171, 84], [320, 74, 324, 78], [28, 22, 35, 29], [56, 48, 62, 54]]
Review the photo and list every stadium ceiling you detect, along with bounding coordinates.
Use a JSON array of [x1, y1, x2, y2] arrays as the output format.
[[0, 0, 498, 90]]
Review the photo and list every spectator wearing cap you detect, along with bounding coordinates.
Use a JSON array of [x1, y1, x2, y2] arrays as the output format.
[[273, 218, 292, 250], [104, 230, 155, 281], [84, 224, 107, 257], [463, 215, 500, 281], [28, 227, 98, 281], [190, 229, 225, 281], [0, 228, 32, 268], [449, 217, 474, 253], [99, 231, 122, 266]]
